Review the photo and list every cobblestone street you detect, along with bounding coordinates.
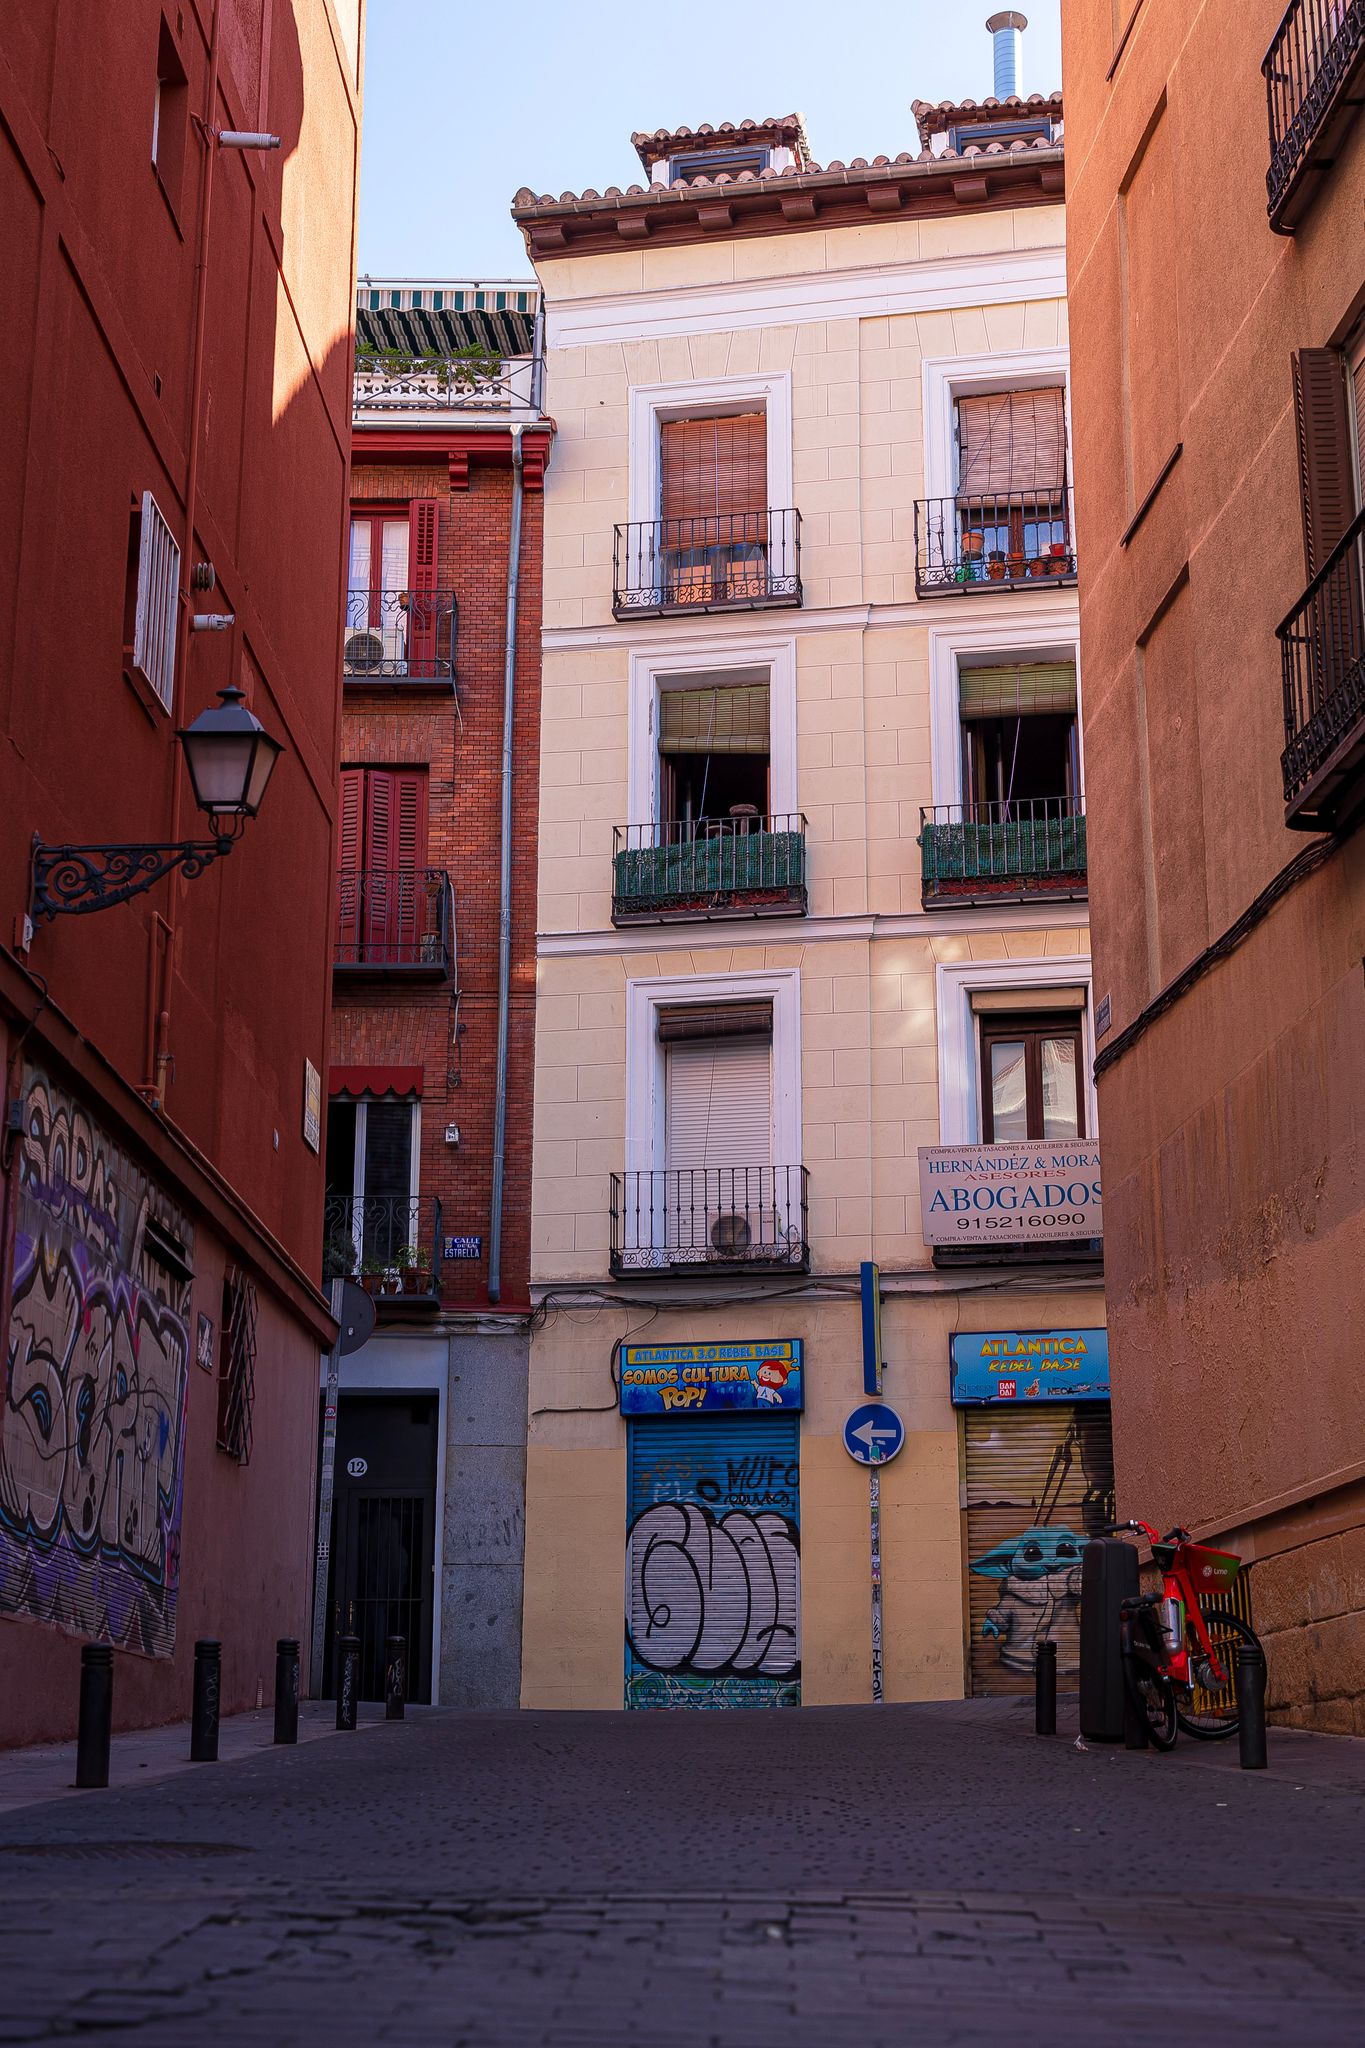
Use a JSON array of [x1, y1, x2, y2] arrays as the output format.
[[1, 1699, 1362, 2045]]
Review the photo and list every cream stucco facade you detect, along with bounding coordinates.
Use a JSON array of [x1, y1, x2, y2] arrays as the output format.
[[519, 154, 1106, 1712]]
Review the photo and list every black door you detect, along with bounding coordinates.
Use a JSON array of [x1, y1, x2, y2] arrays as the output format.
[[321, 1394, 438, 1703]]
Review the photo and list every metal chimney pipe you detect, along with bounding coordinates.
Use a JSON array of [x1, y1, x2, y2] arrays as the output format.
[[986, 11, 1027, 97]]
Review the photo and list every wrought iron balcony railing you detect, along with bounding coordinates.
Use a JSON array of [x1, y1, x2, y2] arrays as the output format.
[[919, 800, 1087, 908], [343, 588, 456, 684], [334, 868, 454, 975], [1279, 506, 1365, 828], [612, 815, 808, 924], [610, 1167, 810, 1277], [612, 511, 801, 619], [1263, 0, 1365, 230], [914, 493, 1076, 597], [352, 353, 539, 417], [322, 1194, 444, 1305]]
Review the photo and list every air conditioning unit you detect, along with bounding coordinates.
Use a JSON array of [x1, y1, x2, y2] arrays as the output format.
[[710, 1211, 753, 1258], [344, 629, 385, 673]]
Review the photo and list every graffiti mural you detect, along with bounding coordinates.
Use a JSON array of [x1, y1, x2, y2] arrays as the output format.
[[0, 1068, 192, 1655], [626, 1417, 800, 1709], [964, 1405, 1114, 1696]]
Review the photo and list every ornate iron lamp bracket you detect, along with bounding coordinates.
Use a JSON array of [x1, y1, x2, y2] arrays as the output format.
[[29, 826, 242, 922]]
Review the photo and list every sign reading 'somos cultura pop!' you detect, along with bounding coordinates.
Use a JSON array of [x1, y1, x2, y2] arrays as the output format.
[[917, 1143, 1102, 1245], [620, 1340, 803, 1416], [950, 1329, 1110, 1404]]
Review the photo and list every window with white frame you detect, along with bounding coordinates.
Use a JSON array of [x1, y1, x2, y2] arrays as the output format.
[[629, 641, 797, 831], [934, 960, 1096, 1146], [618, 972, 804, 1269], [324, 1095, 421, 1273], [626, 373, 795, 586]]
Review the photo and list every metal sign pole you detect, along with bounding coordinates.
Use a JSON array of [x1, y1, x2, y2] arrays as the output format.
[[870, 1464, 884, 1704], [309, 1278, 344, 1699]]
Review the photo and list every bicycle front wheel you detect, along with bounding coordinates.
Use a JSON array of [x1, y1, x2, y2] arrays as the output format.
[[1177, 1609, 1261, 1740], [1122, 1646, 1178, 1749]]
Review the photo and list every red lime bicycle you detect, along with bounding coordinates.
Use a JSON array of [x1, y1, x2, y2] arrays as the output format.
[[1110, 1519, 1262, 1749]]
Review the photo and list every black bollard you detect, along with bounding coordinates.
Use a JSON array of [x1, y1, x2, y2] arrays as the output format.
[[75, 1644, 113, 1789], [1119, 1606, 1148, 1748], [190, 1639, 221, 1762], [384, 1635, 406, 1721], [1034, 1639, 1057, 1735], [336, 1634, 360, 1731], [1237, 1640, 1268, 1770], [273, 1638, 300, 1746]]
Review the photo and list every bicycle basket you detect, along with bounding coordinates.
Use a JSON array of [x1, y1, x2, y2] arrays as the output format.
[[1175, 1542, 1241, 1590]]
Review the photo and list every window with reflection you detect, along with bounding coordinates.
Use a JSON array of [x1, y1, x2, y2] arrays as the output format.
[[980, 1012, 1084, 1143]]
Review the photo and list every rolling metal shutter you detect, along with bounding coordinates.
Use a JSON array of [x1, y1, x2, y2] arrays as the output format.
[[962, 1404, 1114, 1698], [626, 1412, 800, 1710]]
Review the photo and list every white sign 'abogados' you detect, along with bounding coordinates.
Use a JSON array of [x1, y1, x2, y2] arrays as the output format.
[[917, 1143, 1102, 1246]]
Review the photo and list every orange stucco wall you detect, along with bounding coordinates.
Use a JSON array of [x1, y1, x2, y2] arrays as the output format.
[[1062, 0, 1365, 1729]]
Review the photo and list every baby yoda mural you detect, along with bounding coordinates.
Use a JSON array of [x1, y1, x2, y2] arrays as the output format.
[[971, 1526, 1088, 1676]]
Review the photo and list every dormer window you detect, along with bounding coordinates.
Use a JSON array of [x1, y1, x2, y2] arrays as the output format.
[[948, 118, 1051, 152], [670, 147, 770, 184]]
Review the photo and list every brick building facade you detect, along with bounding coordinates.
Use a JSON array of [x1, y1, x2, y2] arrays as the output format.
[[320, 284, 551, 1708]]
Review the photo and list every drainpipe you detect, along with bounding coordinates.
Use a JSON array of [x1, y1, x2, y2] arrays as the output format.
[[487, 423, 525, 1304]]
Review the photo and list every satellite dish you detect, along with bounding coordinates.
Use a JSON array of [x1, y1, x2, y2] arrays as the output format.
[[338, 1279, 375, 1356]]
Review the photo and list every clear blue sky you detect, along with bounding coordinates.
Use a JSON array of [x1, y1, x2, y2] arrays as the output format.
[[356, 1, 1063, 282]]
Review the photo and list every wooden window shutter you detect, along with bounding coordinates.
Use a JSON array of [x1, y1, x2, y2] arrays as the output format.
[[1292, 349, 1356, 578], [392, 771, 428, 963], [393, 770, 429, 868], [337, 768, 364, 958], [660, 414, 766, 524], [406, 499, 440, 670]]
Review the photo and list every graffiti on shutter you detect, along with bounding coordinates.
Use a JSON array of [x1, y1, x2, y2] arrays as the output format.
[[626, 1412, 799, 1709], [963, 1404, 1114, 1697]]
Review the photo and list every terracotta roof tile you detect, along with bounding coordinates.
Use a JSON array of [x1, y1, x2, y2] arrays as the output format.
[[630, 115, 812, 171], [911, 91, 1063, 147]]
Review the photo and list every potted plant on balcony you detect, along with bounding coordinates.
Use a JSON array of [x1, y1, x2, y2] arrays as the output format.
[[961, 530, 984, 582], [986, 550, 1007, 581], [1007, 550, 1026, 580], [322, 1234, 357, 1282], [397, 1245, 430, 1294], [359, 1255, 386, 1297], [1048, 540, 1071, 574]]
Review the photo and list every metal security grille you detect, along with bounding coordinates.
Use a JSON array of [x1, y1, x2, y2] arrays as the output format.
[[963, 1404, 1115, 1697], [216, 1268, 257, 1464], [348, 1493, 430, 1703], [626, 1412, 800, 1710], [132, 490, 180, 712]]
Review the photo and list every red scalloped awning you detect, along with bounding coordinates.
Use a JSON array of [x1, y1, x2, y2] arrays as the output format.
[[328, 1065, 423, 1100]]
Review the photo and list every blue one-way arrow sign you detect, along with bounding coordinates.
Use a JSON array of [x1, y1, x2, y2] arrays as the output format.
[[843, 1402, 905, 1466]]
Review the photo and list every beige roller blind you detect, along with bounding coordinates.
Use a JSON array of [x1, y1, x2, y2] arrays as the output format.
[[658, 682, 770, 754], [959, 664, 1077, 718], [957, 389, 1067, 497], [665, 1036, 773, 1169], [969, 988, 1087, 1014]]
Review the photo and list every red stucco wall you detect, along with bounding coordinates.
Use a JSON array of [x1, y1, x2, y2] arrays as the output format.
[[0, 0, 363, 1739]]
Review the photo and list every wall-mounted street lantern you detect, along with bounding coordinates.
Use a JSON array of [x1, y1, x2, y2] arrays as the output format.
[[30, 686, 283, 921]]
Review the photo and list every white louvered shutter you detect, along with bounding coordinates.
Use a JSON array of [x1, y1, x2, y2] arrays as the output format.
[[665, 1037, 772, 1168]]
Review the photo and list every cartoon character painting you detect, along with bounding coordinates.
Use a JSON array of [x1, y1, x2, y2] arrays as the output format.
[[970, 1526, 1088, 1675], [754, 1357, 793, 1407]]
